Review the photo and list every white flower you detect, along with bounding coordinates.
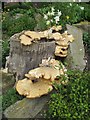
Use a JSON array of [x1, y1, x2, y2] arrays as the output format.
[[50, 11, 55, 16], [47, 11, 51, 16], [44, 14, 48, 20], [79, 0, 81, 2], [57, 10, 62, 17], [54, 16, 60, 24], [69, 3, 72, 6], [50, 19, 53, 23], [65, 74, 68, 77], [80, 6, 84, 10], [46, 20, 50, 25], [54, 16, 60, 21], [51, 7, 55, 12]]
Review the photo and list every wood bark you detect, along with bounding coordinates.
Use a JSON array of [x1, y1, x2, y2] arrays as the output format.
[[8, 32, 56, 80]]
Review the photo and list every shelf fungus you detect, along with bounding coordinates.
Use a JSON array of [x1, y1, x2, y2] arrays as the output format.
[[24, 31, 41, 40], [52, 32, 62, 40], [16, 59, 68, 98], [19, 25, 74, 57], [51, 25, 62, 31], [55, 45, 68, 57], [19, 34, 32, 45], [16, 78, 53, 98], [55, 31, 74, 57]]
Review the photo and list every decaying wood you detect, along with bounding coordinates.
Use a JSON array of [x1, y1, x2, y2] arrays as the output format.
[[7, 26, 74, 80], [8, 32, 55, 80]]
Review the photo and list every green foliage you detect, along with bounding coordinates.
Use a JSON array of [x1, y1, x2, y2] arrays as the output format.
[[2, 3, 89, 68], [46, 70, 89, 120], [4, 2, 33, 12], [9, 7, 35, 17], [2, 88, 23, 111], [2, 40, 9, 67], [84, 4, 90, 21], [39, 3, 89, 28], [83, 32, 90, 52], [54, 3, 87, 24], [2, 14, 36, 36], [36, 18, 48, 31], [2, 3, 89, 36], [9, 8, 28, 16], [2, 7, 37, 67]]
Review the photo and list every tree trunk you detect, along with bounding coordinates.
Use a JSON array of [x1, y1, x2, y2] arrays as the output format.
[[8, 32, 56, 80]]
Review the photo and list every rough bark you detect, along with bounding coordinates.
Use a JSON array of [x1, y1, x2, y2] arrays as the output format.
[[8, 32, 55, 80]]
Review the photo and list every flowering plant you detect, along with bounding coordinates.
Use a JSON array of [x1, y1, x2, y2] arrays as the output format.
[[43, 7, 62, 27]]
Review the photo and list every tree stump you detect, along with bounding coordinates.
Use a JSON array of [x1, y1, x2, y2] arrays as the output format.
[[8, 32, 55, 80], [7, 26, 74, 80]]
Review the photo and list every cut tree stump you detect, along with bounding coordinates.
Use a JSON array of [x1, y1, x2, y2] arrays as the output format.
[[8, 32, 56, 80], [7, 26, 74, 80]]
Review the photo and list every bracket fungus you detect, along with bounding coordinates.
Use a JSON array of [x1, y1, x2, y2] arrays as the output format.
[[16, 78, 53, 98], [16, 59, 67, 98], [19, 34, 32, 45], [51, 25, 62, 31], [25, 58, 65, 81], [55, 45, 68, 57], [16, 26, 74, 98], [24, 31, 41, 40], [19, 25, 74, 58], [52, 32, 62, 40], [25, 67, 60, 81]]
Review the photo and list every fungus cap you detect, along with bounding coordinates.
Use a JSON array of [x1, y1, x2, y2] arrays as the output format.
[[28, 66, 60, 81], [24, 31, 41, 40], [55, 46, 68, 57], [16, 78, 53, 98], [52, 32, 62, 40], [51, 25, 62, 31], [20, 34, 32, 45]]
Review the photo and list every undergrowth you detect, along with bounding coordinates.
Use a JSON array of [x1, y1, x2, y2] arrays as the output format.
[[46, 70, 89, 120]]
